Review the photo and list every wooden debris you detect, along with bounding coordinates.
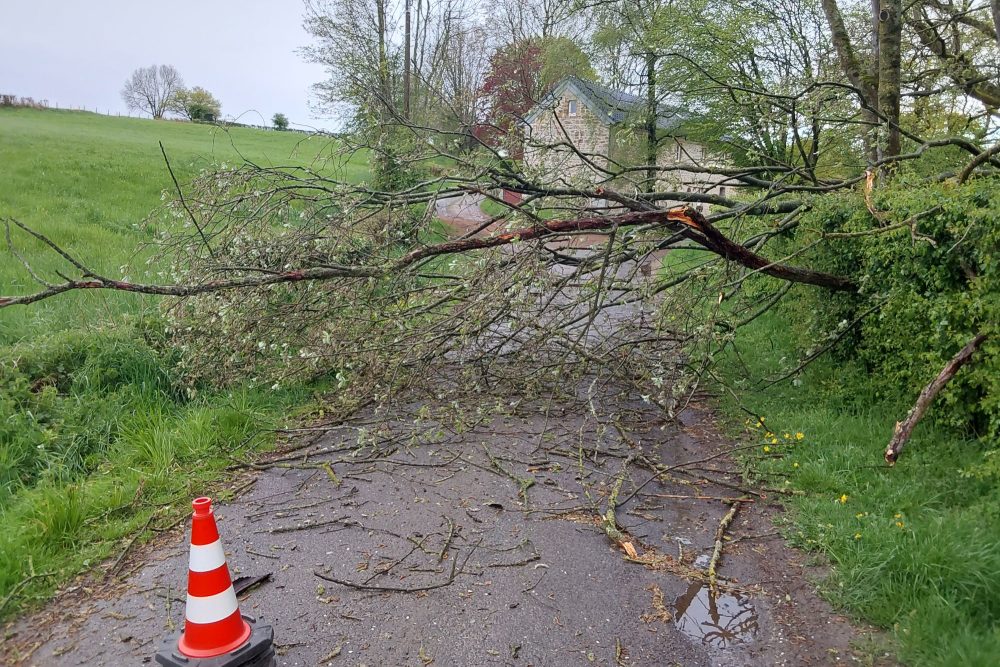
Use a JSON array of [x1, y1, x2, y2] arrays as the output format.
[[708, 502, 741, 590], [885, 333, 987, 464]]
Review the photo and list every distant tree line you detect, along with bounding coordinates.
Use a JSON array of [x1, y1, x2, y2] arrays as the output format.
[[0, 95, 49, 109]]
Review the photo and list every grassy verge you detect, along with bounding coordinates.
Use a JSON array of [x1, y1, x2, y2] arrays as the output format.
[[713, 304, 1000, 666], [0, 328, 321, 617], [0, 108, 365, 620]]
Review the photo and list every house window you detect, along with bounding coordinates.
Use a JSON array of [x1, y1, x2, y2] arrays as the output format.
[[719, 186, 726, 197], [675, 143, 683, 161], [568, 100, 578, 117]]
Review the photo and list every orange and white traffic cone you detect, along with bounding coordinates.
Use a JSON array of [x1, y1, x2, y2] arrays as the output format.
[[180, 496, 251, 657], [154, 497, 275, 667]]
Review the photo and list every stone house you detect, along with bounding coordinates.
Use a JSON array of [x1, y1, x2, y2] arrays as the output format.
[[522, 76, 728, 211]]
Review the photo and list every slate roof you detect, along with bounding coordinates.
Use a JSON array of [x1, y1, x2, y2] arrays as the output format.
[[524, 76, 691, 132]]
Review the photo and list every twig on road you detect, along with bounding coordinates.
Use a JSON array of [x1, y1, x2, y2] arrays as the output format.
[[314, 542, 479, 593]]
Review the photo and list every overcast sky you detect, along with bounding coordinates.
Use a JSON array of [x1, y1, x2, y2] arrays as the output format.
[[0, 0, 336, 130]]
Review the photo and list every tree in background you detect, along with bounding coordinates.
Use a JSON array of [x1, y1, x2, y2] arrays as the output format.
[[121, 65, 184, 119], [496, 0, 582, 42], [477, 37, 595, 150], [591, 0, 680, 188], [656, 0, 845, 175], [272, 113, 289, 130], [170, 86, 222, 122], [303, 0, 491, 133], [302, 0, 401, 126]]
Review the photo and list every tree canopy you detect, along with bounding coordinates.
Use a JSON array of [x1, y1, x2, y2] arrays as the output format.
[[169, 86, 222, 122], [120, 64, 184, 119]]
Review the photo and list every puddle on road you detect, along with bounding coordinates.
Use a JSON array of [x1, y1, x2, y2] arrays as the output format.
[[673, 581, 759, 648]]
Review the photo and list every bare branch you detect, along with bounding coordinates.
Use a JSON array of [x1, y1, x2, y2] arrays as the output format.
[[885, 334, 989, 465]]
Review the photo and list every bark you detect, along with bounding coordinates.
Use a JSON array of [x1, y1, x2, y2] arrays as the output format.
[[992, 0, 1000, 46], [821, 0, 880, 162], [707, 502, 741, 590], [957, 142, 1000, 183], [673, 208, 859, 291], [404, 0, 412, 119], [884, 333, 988, 465], [376, 0, 391, 113], [877, 0, 902, 159], [871, 0, 880, 68], [645, 52, 659, 192]]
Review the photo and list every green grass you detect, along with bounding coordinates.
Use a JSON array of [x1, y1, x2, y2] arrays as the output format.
[[0, 108, 366, 620], [480, 197, 508, 218], [0, 107, 365, 342], [714, 304, 1000, 666]]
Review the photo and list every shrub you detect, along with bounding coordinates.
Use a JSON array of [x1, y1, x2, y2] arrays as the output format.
[[774, 175, 1000, 459]]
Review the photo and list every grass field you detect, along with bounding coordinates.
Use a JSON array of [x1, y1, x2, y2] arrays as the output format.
[[713, 302, 1000, 665], [0, 108, 366, 619], [0, 108, 365, 342]]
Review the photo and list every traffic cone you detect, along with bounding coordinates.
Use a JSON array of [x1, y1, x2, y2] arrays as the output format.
[[154, 497, 276, 667], [179, 496, 251, 656]]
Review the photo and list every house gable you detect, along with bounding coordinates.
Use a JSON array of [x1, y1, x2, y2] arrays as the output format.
[[523, 78, 617, 128], [524, 76, 691, 134], [522, 77, 727, 207]]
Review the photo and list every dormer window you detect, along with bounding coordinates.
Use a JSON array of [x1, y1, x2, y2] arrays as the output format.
[[568, 100, 578, 116]]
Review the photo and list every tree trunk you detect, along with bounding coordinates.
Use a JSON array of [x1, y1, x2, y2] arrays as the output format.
[[404, 0, 412, 119], [871, 0, 880, 66], [645, 51, 658, 192], [992, 0, 1000, 46], [376, 0, 391, 116], [877, 0, 902, 159], [821, 0, 880, 163]]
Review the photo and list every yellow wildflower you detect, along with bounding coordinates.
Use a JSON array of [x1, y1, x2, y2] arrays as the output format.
[[765, 432, 775, 439], [771, 437, 778, 444], [896, 521, 905, 529], [839, 494, 849, 504], [783, 433, 791, 439], [854, 533, 862, 540], [763, 445, 771, 453], [855, 512, 864, 519], [792, 462, 799, 468], [795, 432, 804, 440], [894, 513, 902, 519]]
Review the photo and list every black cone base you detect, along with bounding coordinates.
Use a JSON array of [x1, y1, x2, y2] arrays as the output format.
[[153, 616, 275, 667]]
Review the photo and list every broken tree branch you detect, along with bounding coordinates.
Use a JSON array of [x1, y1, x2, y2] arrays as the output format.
[[885, 333, 988, 465], [0, 207, 856, 308], [708, 502, 742, 590]]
